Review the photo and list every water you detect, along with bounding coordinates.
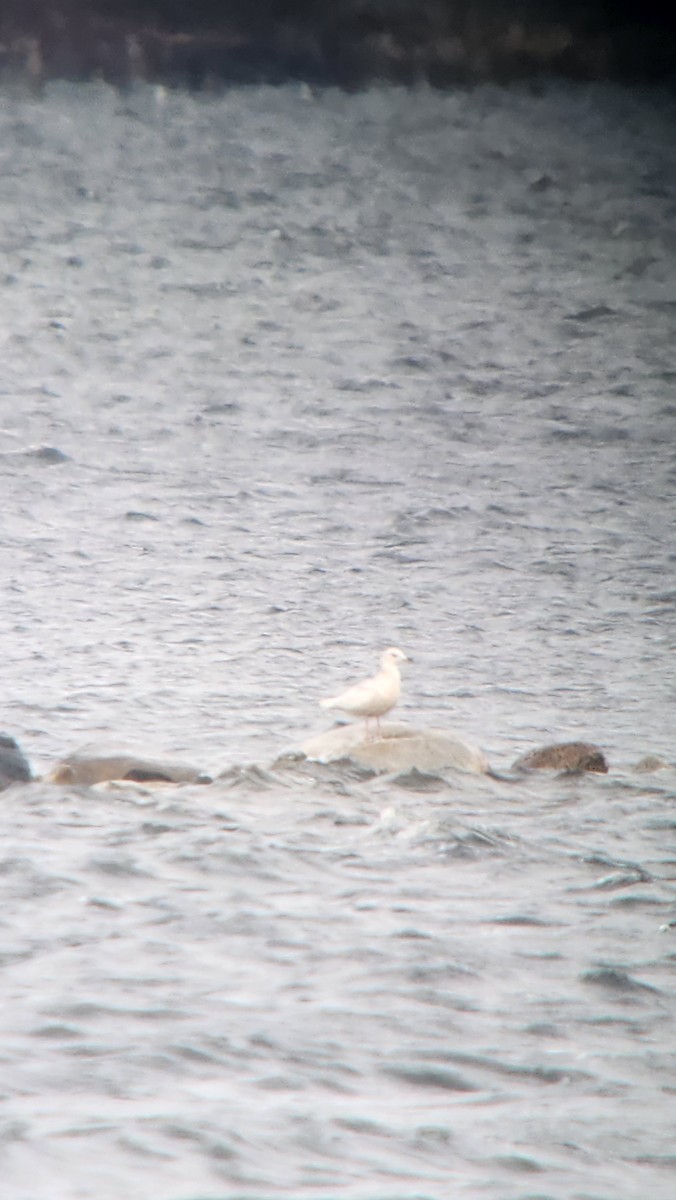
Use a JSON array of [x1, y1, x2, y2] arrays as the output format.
[[0, 79, 675, 1199]]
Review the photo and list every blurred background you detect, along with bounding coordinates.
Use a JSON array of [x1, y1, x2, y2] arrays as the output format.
[[1, 0, 675, 90]]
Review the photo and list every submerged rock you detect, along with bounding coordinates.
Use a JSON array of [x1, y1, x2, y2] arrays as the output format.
[[0, 734, 33, 789], [49, 748, 210, 786], [299, 722, 489, 775], [633, 754, 671, 773], [513, 742, 608, 774]]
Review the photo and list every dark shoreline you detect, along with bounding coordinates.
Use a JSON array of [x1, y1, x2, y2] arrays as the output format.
[[1, 1, 675, 90]]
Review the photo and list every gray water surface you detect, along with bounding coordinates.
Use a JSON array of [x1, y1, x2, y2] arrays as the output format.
[[0, 80, 675, 1200]]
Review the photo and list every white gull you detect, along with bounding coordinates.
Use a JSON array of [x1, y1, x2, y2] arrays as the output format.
[[319, 647, 411, 735]]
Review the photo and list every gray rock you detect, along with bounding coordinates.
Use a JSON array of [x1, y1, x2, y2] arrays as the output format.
[[49, 748, 210, 786], [299, 721, 489, 775], [0, 734, 33, 789], [633, 754, 671, 773], [513, 742, 608, 774]]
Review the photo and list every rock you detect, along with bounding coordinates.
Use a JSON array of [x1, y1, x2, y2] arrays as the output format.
[[633, 754, 671, 773], [513, 742, 608, 773], [49, 748, 210, 786], [0, 734, 33, 789], [299, 722, 489, 775], [27, 444, 71, 463]]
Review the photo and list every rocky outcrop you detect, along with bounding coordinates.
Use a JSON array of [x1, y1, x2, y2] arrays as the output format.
[[513, 741, 608, 773], [300, 721, 489, 774], [49, 749, 210, 786], [0, 734, 33, 789]]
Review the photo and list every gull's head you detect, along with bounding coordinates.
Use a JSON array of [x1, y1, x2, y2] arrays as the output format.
[[381, 647, 411, 668]]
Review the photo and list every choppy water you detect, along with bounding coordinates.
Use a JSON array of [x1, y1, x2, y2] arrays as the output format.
[[0, 79, 675, 1200]]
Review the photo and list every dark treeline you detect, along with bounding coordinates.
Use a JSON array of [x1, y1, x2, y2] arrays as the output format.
[[0, 1, 674, 88]]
